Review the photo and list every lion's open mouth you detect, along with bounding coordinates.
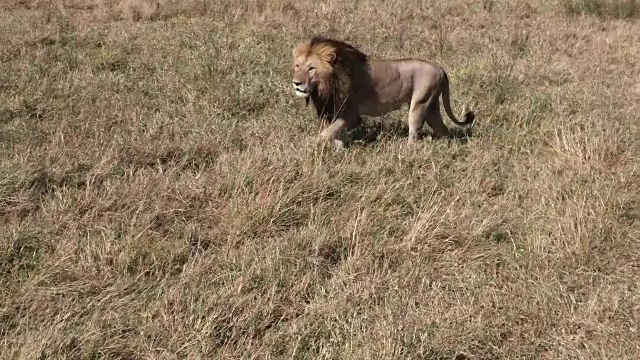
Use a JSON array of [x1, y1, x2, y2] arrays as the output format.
[[294, 86, 310, 98]]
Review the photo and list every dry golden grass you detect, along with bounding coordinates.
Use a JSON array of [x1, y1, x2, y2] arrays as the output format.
[[1, 0, 639, 359]]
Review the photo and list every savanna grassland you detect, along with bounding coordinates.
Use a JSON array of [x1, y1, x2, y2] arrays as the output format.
[[1, 0, 639, 359]]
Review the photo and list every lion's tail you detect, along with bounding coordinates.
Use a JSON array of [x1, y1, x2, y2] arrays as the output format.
[[441, 71, 475, 126]]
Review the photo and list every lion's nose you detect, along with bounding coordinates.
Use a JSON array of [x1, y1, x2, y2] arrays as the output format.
[[293, 80, 303, 87]]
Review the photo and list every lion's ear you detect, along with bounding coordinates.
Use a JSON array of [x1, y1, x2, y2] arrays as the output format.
[[325, 50, 337, 64], [328, 51, 337, 65], [316, 46, 337, 65], [329, 52, 337, 64]]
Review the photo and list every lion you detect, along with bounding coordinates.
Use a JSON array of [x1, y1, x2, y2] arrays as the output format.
[[291, 36, 475, 147]]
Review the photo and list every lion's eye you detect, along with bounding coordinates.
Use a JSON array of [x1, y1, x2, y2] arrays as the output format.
[[308, 66, 316, 72]]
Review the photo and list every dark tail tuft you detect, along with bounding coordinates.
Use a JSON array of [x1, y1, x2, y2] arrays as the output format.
[[464, 111, 475, 124]]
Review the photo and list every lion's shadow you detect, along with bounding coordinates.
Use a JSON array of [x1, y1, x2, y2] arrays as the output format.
[[348, 116, 475, 146]]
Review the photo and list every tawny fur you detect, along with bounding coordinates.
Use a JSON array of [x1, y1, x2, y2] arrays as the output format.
[[291, 36, 475, 147]]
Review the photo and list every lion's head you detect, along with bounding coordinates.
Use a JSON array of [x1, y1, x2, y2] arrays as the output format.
[[291, 36, 370, 114]]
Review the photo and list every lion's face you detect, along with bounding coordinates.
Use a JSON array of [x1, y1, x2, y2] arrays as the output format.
[[292, 54, 324, 98]]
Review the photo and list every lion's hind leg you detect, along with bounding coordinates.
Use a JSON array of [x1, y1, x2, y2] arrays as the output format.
[[408, 81, 451, 144], [424, 99, 452, 140], [407, 102, 427, 144]]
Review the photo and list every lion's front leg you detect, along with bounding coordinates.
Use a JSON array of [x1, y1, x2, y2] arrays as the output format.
[[318, 115, 360, 149], [318, 118, 348, 149]]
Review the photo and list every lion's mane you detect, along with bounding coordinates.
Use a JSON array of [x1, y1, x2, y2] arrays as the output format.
[[295, 36, 372, 121]]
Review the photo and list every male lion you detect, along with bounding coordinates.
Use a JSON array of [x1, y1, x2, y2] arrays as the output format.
[[291, 36, 475, 147]]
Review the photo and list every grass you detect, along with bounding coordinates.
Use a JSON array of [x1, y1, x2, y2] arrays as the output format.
[[0, 0, 639, 358], [563, 0, 640, 19]]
